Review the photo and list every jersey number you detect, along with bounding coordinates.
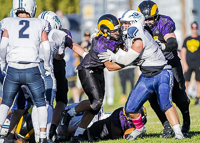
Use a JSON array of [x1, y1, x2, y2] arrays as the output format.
[[19, 20, 29, 38]]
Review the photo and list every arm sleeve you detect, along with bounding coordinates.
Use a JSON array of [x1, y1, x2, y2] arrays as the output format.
[[0, 37, 9, 63], [182, 38, 187, 48], [41, 40, 51, 66], [161, 18, 176, 36], [113, 48, 140, 66]]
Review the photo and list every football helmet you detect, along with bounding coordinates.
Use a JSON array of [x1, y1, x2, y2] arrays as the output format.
[[137, 0, 159, 28], [120, 10, 145, 26], [13, 0, 37, 17], [38, 11, 62, 30], [15, 113, 34, 141], [97, 14, 122, 40]]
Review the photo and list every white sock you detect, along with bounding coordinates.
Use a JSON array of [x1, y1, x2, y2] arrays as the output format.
[[31, 106, 40, 142], [46, 105, 53, 139], [68, 107, 77, 117], [38, 106, 47, 128], [0, 104, 9, 125], [173, 124, 182, 135], [74, 127, 86, 136], [40, 131, 47, 139]]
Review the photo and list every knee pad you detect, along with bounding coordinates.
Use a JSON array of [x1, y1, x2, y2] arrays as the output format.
[[89, 100, 103, 115]]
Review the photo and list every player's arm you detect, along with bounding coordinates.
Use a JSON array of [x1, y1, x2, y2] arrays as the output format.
[[104, 61, 124, 71], [65, 35, 87, 58], [0, 30, 9, 73], [98, 39, 142, 66], [41, 30, 51, 75]]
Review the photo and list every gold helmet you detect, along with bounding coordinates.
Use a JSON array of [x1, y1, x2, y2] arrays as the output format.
[[97, 14, 121, 40]]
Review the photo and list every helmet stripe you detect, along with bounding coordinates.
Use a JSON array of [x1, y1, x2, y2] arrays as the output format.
[[16, 116, 23, 134], [150, 4, 158, 17], [137, 7, 141, 12], [19, 0, 22, 8], [25, 128, 34, 138], [98, 19, 115, 31], [41, 11, 48, 19], [121, 10, 129, 18]]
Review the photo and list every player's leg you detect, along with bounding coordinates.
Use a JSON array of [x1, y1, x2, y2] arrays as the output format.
[[157, 69, 183, 139], [49, 59, 68, 140], [26, 67, 47, 142], [0, 67, 21, 132]]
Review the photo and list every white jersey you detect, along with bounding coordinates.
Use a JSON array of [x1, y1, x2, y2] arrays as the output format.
[[1, 17, 49, 64], [126, 23, 167, 67], [47, 29, 67, 59], [126, 23, 169, 77]]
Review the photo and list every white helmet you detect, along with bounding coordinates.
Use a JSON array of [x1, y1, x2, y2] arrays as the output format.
[[120, 10, 145, 26], [13, 0, 37, 17], [10, 8, 16, 17], [38, 11, 62, 30]]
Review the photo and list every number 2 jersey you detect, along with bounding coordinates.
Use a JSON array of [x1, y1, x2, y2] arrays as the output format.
[[1, 17, 49, 64]]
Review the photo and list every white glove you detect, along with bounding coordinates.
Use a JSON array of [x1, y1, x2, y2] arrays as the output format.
[[98, 49, 118, 63], [44, 64, 51, 76], [155, 39, 166, 51], [82, 52, 87, 58], [1, 62, 6, 74]]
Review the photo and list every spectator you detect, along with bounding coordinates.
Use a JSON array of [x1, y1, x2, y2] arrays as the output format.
[[56, 10, 70, 30], [181, 21, 200, 105]]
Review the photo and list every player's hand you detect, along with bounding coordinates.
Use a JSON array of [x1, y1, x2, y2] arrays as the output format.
[[1, 62, 6, 74], [98, 49, 115, 63], [155, 39, 166, 51], [44, 64, 51, 76]]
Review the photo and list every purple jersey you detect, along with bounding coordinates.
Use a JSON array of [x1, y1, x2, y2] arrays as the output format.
[[77, 34, 121, 70], [149, 15, 179, 65], [111, 107, 132, 132]]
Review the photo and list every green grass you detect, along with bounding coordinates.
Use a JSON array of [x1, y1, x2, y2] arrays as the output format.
[[66, 72, 200, 143]]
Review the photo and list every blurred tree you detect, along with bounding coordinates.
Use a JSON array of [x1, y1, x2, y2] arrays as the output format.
[[0, 0, 80, 20]]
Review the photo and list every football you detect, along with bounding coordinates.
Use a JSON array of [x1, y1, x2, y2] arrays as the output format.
[[123, 128, 135, 139]]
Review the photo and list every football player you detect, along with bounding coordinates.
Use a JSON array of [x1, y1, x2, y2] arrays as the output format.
[[59, 14, 125, 142], [98, 10, 184, 140], [0, 0, 51, 143], [138, 0, 190, 138], [38, 10, 87, 141]]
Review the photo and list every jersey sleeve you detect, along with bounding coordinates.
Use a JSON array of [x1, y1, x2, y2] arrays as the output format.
[[160, 17, 176, 36], [1, 18, 9, 31], [182, 37, 188, 48]]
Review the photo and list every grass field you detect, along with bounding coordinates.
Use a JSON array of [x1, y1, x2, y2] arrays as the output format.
[[67, 71, 200, 143]]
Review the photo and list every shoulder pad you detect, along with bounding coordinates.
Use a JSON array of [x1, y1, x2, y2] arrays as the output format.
[[127, 23, 144, 39]]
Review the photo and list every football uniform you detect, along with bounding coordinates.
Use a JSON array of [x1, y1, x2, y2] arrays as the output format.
[[0, 17, 49, 112], [77, 34, 122, 114], [48, 28, 71, 104], [124, 23, 173, 113], [146, 15, 190, 126]]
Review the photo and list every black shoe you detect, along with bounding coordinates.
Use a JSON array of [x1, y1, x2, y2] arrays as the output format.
[[162, 121, 174, 138], [194, 99, 199, 106], [39, 138, 48, 143], [70, 135, 85, 143], [60, 110, 72, 133], [182, 122, 190, 137], [49, 124, 57, 140]]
